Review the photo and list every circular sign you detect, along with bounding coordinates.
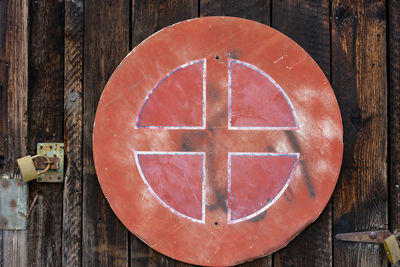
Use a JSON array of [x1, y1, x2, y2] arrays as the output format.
[[93, 17, 343, 266]]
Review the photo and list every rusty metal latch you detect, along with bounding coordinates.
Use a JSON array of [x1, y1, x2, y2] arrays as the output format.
[[16, 143, 64, 183], [336, 230, 400, 264], [36, 143, 64, 182], [17, 155, 52, 182]]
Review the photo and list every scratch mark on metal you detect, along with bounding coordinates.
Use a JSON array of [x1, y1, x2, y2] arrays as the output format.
[[273, 54, 286, 63], [285, 58, 306, 70]]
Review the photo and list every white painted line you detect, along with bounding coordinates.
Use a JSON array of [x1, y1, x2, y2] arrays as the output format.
[[227, 152, 300, 224], [228, 58, 299, 130], [135, 59, 206, 130], [135, 151, 206, 223]]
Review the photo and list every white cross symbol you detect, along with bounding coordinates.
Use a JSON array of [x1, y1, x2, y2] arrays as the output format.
[[131, 57, 299, 225]]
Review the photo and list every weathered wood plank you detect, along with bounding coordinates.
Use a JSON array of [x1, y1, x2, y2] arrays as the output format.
[[389, 0, 400, 244], [0, 0, 29, 266], [0, 0, 28, 177], [332, 0, 388, 266], [132, 0, 199, 47], [0, 59, 7, 164], [26, 0, 65, 266], [83, 0, 130, 266], [0, 0, 6, 160], [271, 1, 332, 266], [272, 0, 331, 77], [130, 1, 199, 265], [200, 0, 270, 25], [62, 0, 83, 266], [27, 1, 64, 153]]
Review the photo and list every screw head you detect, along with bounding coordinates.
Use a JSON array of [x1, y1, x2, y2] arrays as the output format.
[[369, 232, 377, 239], [69, 92, 79, 102]]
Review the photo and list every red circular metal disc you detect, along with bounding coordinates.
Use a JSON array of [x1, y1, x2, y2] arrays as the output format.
[[93, 17, 343, 266]]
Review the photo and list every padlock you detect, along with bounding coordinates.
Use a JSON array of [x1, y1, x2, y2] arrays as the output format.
[[383, 234, 400, 264], [17, 155, 51, 182]]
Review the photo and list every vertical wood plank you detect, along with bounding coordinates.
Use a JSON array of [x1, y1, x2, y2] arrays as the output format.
[[332, 0, 388, 266], [200, 0, 270, 25], [0, 0, 7, 162], [132, 0, 198, 47], [0, 0, 29, 266], [0, 59, 6, 169], [271, 1, 332, 266], [83, 1, 130, 266], [26, 0, 65, 266], [389, 0, 400, 241], [129, 1, 198, 265], [63, 0, 83, 266], [0, 0, 28, 177], [201, 2, 272, 266]]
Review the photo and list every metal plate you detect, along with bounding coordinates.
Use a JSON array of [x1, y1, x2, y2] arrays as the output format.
[[93, 17, 343, 266], [0, 178, 28, 230], [36, 143, 64, 183]]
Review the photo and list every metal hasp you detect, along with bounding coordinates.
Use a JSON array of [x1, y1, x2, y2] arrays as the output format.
[[93, 17, 344, 266], [36, 143, 64, 182], [336, 230, 400, 264], [17, 155, 52, 182], [0, 178, 28, 230], [336, 230, 391, 244]]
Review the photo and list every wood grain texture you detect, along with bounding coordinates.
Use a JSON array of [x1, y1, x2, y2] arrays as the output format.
[[200, 0, 270, 25], [271, 1, 332, 266], [389, 0, 400, 240], [0, 60, 7, 165], [131, 238, 191, 267], [26, 0, 65, 266], [0, 2, 6, 160], [130, 1, 198, 265], [332, 0, 388, 266], [132, 0, 198, 47], [0, 0, 29, 266], [0, 0, 28, 178], [0, 1, 395, 266], [63, 0, 83, 266], [83, 0, 130, 266]]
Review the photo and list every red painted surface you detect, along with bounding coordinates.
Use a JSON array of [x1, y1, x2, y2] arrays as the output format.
[[230, 60, 297, 128], [229, 153, 298, 222], [137, 60, 205, 128], [93, 17, 343, 266], [136, 153, 204, 221]]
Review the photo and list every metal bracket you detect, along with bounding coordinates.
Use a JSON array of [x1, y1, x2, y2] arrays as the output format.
[[336, 230, 400, 264], [36, 143, 64, 183], [335, 230, 391, 244], [0, 178, 28, 230]]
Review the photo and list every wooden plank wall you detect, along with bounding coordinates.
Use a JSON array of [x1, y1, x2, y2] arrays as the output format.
[[27, 0, 64, 265], [389, 1, 400, 266], [0, 0, 397, 266], [0, 1, 28, 266], [332, 0, 388, 266]]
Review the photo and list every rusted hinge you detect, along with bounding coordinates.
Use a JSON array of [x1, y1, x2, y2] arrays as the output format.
[[33, 155, 59, 170], [336, 230, 400, 264]]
